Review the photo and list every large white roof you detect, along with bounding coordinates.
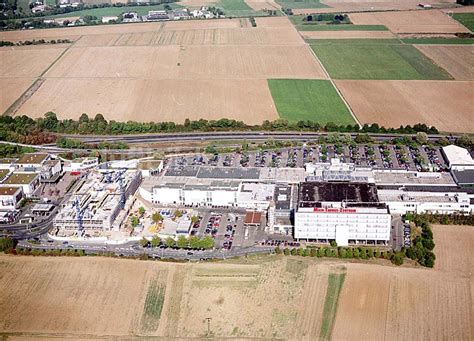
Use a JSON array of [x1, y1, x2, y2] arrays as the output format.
[[442, 145, 474, 166]]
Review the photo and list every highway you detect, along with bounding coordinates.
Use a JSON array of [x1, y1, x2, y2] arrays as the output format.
[[17, 239, 276, 261], [62, 131, 456, 145]]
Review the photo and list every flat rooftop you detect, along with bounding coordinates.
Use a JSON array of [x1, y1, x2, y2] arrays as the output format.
[[244, 211, 262, 225], [3, 172, 38, 185], [197, 167, 260, 180], [274, 184, 291, 210], [0, 158, 17, 164], [452, 169, 474, 185], [299, 182, 379, 206], [0, 169, 10, 182], [0, 186, 21, 196], [374, 171, 456, 186], [16, 153, 49, 165]]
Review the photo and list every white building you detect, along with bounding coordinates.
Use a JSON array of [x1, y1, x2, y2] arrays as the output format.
[[0, 172, 40, 197], [102, 16, 118, 23], [442, 145, 474, 171], [15, 153, 50, 170], [0, 186, 23, 211], [64, 157, 99, 172], [294, 182, 391, 246], [378, 189, 472, 215]]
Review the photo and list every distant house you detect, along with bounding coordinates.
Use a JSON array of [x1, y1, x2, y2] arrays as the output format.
[[146, 10, 169, 21], [122, 12, 140, 23], [172, 9, 190, 20], [102, 16, 118, 24]]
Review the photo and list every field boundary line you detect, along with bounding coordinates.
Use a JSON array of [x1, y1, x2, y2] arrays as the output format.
[[305, 42, 362, 128]]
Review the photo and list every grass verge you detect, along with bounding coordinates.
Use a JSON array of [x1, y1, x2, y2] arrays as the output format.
[[276, 0, 328, 9], [401, 37, 474, 45], [268, 79, 355, 125], [319, 271, 346, 340]]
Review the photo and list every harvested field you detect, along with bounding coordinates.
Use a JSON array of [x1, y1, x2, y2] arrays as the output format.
[[1, 225, 472, 339], [0, 46, 66, 78], [302, 30, 395, 39], [0, 78, 35, 113], [0, 256, 169, 336], [163, 18, 242, 31], [245, 0, 280, 10], [415, 45, 474, 80], [350, 10, 469, 34], [335, 80, 474, 133], [17, 78, 279, 124], [333, 224, 473, 340]]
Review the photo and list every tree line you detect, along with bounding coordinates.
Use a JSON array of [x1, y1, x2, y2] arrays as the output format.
[[2, 112, 461, 145]]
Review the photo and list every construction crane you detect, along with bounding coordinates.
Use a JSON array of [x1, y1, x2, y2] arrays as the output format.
[[72, 197, 85, 236]]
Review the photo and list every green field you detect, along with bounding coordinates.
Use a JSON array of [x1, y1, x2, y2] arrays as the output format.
[[297, 24, 388, 31], [311, 40, 453, 80], [267, 79, 355, 125], [276, 0, 328, 9], [453, 13, 474, 31], [401, 37, 474, 45], [44, 3, 182, 19], [319, 271, 346, 341], [141, 279, 165, 332], [306, 38, 400, 44], [217, 0, 263, 16]]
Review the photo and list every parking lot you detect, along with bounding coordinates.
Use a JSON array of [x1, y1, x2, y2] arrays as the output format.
[[169, 143, 448, 172]]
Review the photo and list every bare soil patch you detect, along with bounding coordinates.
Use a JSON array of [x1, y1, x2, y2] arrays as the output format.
[[0, 78, 35, 113], [415, 45, 474, 80], [350, 10, 469, 34], [0, 46, 66, 78], [335, 80, 474, 133], [17, 78, 279, 124], [302, 30, 395, 39]]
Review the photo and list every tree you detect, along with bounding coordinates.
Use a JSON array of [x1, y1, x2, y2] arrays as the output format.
[[275, 246, 282, 254], [283, 248, 290, 256], [0, 237, 15, 252], [138, 206, 145, 217], [139, 238, 149, 247], [309, 248, 317, 257], [290, 248, 297, 256], [174, 209, 183, 218], [177, 235, 189, 249], [391, 252, 404, 266], [415, 132, 428, 145], [152, 212, 163, 223], [190, 215, 199, 224], [200, 236, 214, 250], [165, 237, 175, 248], [330, 240, 337, 247], [131, 216, 139, 227], [151, 235, 161, 247], [189, 236, 200, 249]]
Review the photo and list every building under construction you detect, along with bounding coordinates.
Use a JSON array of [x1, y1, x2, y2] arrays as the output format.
[[53, 169, 141, 232]]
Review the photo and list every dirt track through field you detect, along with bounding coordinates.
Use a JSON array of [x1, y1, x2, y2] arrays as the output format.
[[415, 45, 474, 80], [0, 79, 35, 113], [335, 80, 474, 133]]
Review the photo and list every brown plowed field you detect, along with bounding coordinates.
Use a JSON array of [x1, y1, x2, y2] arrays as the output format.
[[0, 78, 34, 113], [415, 45, 474, 80], [301, 30, 395, 39], [0, 46, 66, 77], [350, 10, 469, 34], [335, 80, 474, 133], [17, 78, 279, 124]]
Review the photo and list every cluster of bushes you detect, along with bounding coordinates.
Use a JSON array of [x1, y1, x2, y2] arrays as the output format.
[[0, 39, 71, 46], [15, 247, 86, 257], [275, 244, 406, 266], [0, 237, 16, 253], [0, 144, 35, 158], [404, 215, 436, 268], [409, 213, 474, 226], [56, 137, 129, 150], [141, 235, 215, 250], [249, 16, 257, 27], [304, 13, 350, 24]]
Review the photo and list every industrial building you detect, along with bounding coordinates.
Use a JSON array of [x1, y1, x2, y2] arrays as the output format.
[[0, 186, 23, 211], [53, 169, 141, 232], [294, 182, 391, 246], [0, 172, 40, 197]]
